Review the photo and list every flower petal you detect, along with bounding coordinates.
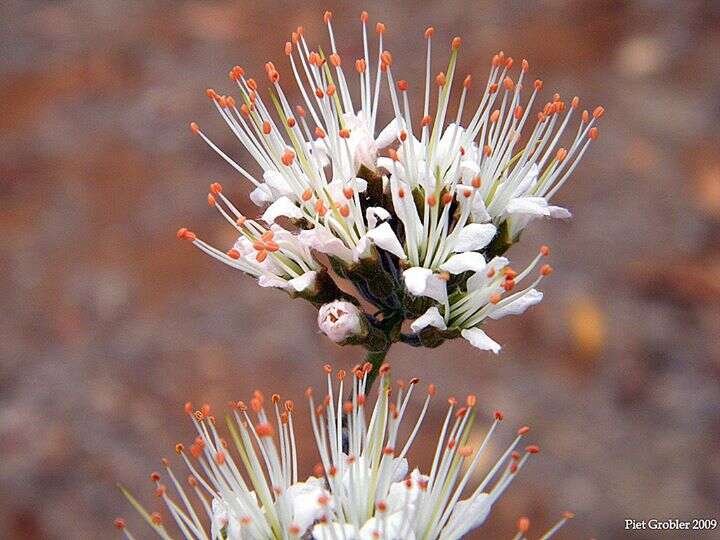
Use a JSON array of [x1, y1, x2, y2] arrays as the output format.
[[375, 118, 403, 148], [299, 227, 354, 263], [445, 493, 493, 536], [262, 196, 303, 223], [439, 252, 486, 274], [461, 328, 501, 353], [365, 206, 391, 229], [288, 271, 317, 293], [453, 223, 497, 252], [249, 184, 273, 206], [258, 274, 289, 289], [410, 306, 447, 333], [365, 222, 406, 259], [505, 196, 551, 216], [548, 205, 572, 218], [403, 267, 447, 303], [489, 289, 543, 319]]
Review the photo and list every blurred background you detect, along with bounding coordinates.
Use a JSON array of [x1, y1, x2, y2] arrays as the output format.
[[1, 0, 719, 538]]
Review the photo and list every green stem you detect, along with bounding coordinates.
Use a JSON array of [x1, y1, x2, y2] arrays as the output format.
[[363, 346, 390, 393]]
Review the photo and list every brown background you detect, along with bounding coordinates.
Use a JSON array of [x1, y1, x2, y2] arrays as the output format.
[[1, 0, 719, 538]]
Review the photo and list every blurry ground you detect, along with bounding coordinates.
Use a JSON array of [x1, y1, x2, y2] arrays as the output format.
[[1, 0, 720, 538]]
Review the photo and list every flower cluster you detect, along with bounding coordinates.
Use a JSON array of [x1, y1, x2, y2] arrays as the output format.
[[178, 10, 602, 361], [117, 363, 574, 539]]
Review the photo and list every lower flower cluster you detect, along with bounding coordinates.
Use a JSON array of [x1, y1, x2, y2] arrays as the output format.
[[117, 364, 573, 539]]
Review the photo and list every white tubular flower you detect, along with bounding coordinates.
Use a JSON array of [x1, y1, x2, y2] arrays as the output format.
[[410, 246, 553, 352], [177, 182, 323, 295], [185, 10, 600, 277], [117, 363, 575, 540], [318, 300, 365, 343]]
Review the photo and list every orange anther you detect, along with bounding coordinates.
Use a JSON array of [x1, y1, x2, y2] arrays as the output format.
[[262, 121, 271, 135], [256, 250, 268, 263], [490, 293, 501, 304], [514, 105, 523, 120], [582, 109, 589, 123], [315, 126, 326, 139], [522, 59, 529, 72], [463, 188, 472, 198], [563, 511, 575, 519], [593, 106, 605, 119], [323, 11, 332, 23], [435, 72, 446, 87], [397, 79, 408, 92], [230, 66, 245, 80], [376, 22, 385, 33], [360, 11, 368, 23], [494, 409, 504, 421], [247, 78, 257, 91], [525, 444, 540, 454], [296, 105, 306, 118], [463, 75, 472, 89], [518, 517, 530, 533], [540, 245, 550, 256], [540, 264, 553, 276], [428, 383, 436, 396], [176, 228, 196, 241], [285, 41, 292, 55], [459, 446, 474, 457], [381, 50, 393, 66], [151, 512, 162, 525], [329, 53, 341, 67], [207, 193, 216, 206], [114, 518, 126, 529], [287, 117, 296, 128], [421, 115, 432, 126], [281, 150, 295, 166], [399, 130, 407, 142], [483, 145, 492, 157], [517, 426, 530, 435], [589, 127, 599, 140], [326, 84, 336, 97], [343, 186, 354, 199], [190, 122, 200, 134], [315, 88, 324, 98], [398, 187, 405, 198], [489, 83, 498, 94], [441, 192, 453, 205], [355, 58, 366, 73], [339, 128, 350, 138], [302, 189, 313, 201], [451, 37, 462, 50], [427, 194, 437, 207], [490, 109, 500, 123], [506, 57, 514, 69], [534, 79, 543, 91], [571, 96, 580, 109], [503, 77, 515, 91], [340, 205, 350, 218], [226, 249, 240, 260], [424, 26, 434, 39], [255, 423, 274, 437], [556, 148, 567, 162]]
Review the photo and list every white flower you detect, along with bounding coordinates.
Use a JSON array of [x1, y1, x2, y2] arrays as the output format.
[[318, 300, 364, 342], [187, 7, 600, 281], [120, 363, 574, 539]]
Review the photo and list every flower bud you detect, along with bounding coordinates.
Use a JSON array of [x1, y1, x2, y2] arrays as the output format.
[[318, 301, 365, 343]]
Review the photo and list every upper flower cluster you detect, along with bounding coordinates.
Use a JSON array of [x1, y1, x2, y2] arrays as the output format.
[[116, 363, 574, 539], [178, 10, 602, 356]]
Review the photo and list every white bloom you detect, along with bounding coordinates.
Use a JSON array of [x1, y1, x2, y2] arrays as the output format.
[[186, 7, 600, 282], [121, 363, 573, 539], [318, 300, 364, 342]]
